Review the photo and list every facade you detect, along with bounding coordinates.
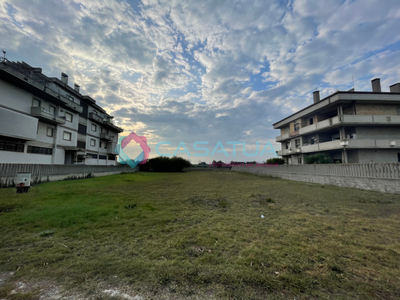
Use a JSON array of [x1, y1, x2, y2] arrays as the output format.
[[273, 79, 400, 164], [0, 59, 123, 165]]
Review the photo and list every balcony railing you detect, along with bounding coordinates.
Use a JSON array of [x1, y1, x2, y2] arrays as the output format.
[[100, 132, 112, 141], [107, 142, 117, 154], [298, 115, 400, 136], [299, 116, 340, 135], [89, 112, 104, 123], [103, 120, 123, 133], [30, 107, 66, 124], [275, 132, 290, 142], [0, 61, 82, 113]]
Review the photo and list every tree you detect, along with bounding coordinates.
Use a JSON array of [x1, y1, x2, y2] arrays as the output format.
[[265, 157, 285, 165], [304, 153, 333, 164], [148, 156, 191, 172]]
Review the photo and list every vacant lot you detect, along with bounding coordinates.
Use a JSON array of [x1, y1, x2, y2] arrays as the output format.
[[0, 171, 400, 299]]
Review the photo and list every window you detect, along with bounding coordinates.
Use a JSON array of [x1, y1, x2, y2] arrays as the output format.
[[398, 153, 400, 163], [32, 99, 41, 107], [86, 153, 98, 159], [65, 112, 73, 122], [298, 157, 302, 164], [91, 123, 97, 132], [108, 154, 116, 160], [309, 118, 314, 125], [285, 142, 290, 150], [49, 105, 55, 115], [78, 124, 87, 135], [295, 139, 301, 148], [77, 141, 86, 149], [63, 131, 72, 141], [99, 142, 102, 148], [294, 123, 300, 132], [27, 146, 52, 155], [0, 142, 24, 152], [397, 107, 400, 115], [90, 139, 96, 147], [99, 155, 107, 160], [46, 127, 54, 137]]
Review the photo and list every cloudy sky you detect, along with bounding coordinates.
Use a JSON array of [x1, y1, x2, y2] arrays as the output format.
[[1, 0, 400, 163]]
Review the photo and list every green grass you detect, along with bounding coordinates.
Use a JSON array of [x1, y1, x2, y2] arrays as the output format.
[[0, 171, 400, 299]]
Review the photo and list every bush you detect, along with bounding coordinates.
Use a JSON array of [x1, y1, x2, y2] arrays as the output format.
[[266, 157, 285, 165], [149, 156, 191, 172], [139, 160, 151, 171], [304, 153, 333, 164]]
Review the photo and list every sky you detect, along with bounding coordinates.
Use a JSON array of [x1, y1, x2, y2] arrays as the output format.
[[1, 0, 400, 163]]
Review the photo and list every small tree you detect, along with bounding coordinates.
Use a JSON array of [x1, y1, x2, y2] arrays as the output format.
[[266, 157, 285, 165], [148, 156, 191, 172], [304, 153, 333, 164]]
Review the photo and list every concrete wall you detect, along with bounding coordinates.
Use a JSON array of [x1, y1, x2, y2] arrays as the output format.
[[0, 163, 139, 187], [232, 163, 400, 194], [0, 107, 38, 140], [355, 127, 400, 139], [357, 149, 399, 163], [356, 104, 398, 115]]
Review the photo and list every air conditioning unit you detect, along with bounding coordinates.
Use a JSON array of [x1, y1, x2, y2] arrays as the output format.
[[390, 140, 396, 146], [340, 141, 349, 146]]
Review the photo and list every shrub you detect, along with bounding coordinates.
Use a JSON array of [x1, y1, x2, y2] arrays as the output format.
[[139, 160, 151, 171], [149, 156, 191, 172], [266, 157, 285, 165], [305, 153, 333, 164]]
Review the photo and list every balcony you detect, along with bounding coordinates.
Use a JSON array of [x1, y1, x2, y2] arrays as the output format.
[[299, 116, 340, 135], [30, 107, 66, 124], [275, 132, 290, 142], [100, 132, 112, 141], [0, 62, 82, 113], [341, 115, 400, 125], [103, 120, 123, 133], [107, 142, 117, 154], [89, 112, 104, 123]]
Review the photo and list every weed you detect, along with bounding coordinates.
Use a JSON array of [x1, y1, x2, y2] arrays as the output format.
[[124, 204, 137, 210]]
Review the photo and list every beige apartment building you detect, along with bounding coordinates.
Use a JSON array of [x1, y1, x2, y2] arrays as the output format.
[[273, 78, 400, 164]]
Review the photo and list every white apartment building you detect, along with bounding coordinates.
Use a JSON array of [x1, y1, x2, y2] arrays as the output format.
[[0, 59, 123, 165], [274, 78, 400, 164]]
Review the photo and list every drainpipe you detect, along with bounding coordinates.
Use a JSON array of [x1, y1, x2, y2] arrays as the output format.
[[52, 125, 59, 164]]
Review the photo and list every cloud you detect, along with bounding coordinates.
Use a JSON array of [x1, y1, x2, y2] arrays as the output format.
[[1, 0, 400, 162]]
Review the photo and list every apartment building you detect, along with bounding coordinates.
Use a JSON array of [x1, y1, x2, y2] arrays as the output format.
[[0, 59, 123, 165], [274, 79, 400, 164]]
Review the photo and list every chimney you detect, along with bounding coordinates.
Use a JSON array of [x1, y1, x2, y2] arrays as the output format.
[[61, 72, 68, 85], [74, 83, 80, 93], [313, 90, 320, 103], [389, 83, 400, 93], [371, 78, 381, 92]]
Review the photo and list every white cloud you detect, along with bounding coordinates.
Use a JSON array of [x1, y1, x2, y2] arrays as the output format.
[[1, 0, 400, 162]]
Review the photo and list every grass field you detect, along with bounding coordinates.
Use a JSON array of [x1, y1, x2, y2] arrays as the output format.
[[0, 171, 400, 299]]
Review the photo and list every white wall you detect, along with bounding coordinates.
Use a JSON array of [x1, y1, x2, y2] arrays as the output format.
[[36, 122, 55, 144], [0, 150, 52, 164], [0, 80, 32, 113], [0, 107, 38, 140]]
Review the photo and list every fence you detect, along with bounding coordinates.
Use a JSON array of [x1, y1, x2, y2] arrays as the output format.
[[0, 164, 138, 187], [231, 163, 400, 194]]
